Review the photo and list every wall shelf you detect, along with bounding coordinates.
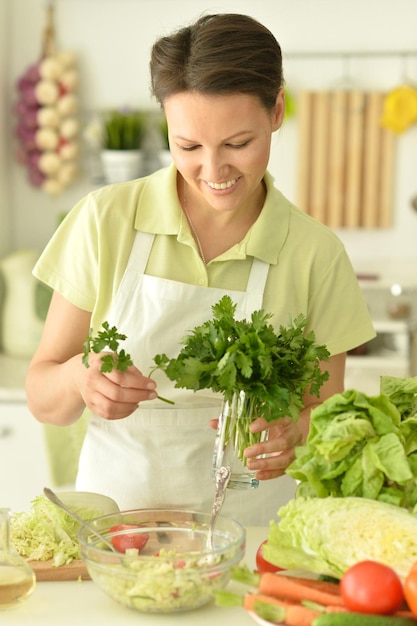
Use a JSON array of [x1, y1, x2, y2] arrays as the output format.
[[284, 49, 417, 60]]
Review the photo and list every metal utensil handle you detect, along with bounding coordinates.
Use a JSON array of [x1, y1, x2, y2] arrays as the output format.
[[43, 487, 116, 552], [206, 466, 231, 551]]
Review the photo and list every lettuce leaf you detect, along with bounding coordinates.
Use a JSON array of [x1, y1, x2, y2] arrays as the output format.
[[381, 375, 417, 418]]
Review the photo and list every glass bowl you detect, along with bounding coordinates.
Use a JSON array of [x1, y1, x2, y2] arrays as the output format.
[[78, 508, 245, 613]]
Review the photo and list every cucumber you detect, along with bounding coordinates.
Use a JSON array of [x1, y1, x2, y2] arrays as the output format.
[[318, 574, 340, 583], [313, 614, 417, 626]]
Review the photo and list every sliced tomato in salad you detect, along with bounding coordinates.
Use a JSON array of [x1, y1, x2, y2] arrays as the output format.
[[109, 524, 149, 553]]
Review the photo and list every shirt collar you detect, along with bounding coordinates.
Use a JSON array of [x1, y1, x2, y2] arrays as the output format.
[[245, 171, 290, 265], [134, 165, 290, 265], [134, 163, 182, 234]]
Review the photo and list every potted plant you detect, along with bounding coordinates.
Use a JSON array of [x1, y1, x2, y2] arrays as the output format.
[[103, 109, 145, 150], [99, 108, 145, 183]]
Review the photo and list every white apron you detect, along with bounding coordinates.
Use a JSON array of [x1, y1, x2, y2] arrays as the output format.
[[76, 231, 296, 525]]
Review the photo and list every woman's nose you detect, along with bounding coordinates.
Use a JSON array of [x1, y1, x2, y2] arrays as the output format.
[[201, 149, 228, 182]]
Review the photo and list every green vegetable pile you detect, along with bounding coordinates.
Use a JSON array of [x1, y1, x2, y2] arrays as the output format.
[[151, 295, 330, 422], [10, 495, 106, 567], [287, 375, 417, 511]]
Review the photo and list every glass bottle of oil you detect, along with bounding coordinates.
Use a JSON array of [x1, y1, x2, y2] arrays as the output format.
[[0, 508, 36, 608]]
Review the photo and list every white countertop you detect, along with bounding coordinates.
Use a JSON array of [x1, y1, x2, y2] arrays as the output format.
[[6, 526, 267, 626]]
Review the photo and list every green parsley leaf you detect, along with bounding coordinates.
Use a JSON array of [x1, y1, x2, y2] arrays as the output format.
[[82, 321, 133, 373], [82, 322, 174, 405]]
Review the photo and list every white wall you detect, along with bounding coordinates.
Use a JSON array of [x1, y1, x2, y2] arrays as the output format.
[[4, 0, 417, 276]]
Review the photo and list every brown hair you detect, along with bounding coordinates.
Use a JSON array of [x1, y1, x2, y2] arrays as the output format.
[[150, 13, 283, 111]]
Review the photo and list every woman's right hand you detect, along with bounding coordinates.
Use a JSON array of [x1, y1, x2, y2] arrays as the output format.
[[80, 350, 157, 420], [26, 292, 157, 426]]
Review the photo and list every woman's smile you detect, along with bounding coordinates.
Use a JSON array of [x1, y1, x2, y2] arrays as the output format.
[[206, 178, 238, 190]]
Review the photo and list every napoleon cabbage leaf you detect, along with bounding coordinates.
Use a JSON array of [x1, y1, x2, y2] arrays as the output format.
[[10, 495, 109, 566]]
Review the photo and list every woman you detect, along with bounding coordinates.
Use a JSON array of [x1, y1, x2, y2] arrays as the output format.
[[26, 14, 375, 524]]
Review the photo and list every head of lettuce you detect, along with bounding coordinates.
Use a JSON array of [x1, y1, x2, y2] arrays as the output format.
[[286, 375, 417, 510]]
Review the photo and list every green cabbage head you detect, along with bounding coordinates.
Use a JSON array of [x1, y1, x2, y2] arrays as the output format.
[[264, 496, 417, 581]]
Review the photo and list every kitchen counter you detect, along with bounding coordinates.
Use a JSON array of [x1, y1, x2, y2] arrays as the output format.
[[6, 526, 267, 626]]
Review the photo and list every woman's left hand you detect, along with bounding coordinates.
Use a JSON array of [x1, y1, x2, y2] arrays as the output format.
[[244, 414, 309, 481], [209, 413, 309, 481]]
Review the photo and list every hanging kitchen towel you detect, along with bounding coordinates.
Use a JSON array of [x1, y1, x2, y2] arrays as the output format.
[[297, 90, 396, 228]]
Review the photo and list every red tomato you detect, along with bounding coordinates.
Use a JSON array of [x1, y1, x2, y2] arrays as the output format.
[[340, 560, 404, 614], [109, 524, 149, 553], [404, 566, 417, 615], [255, 540, 285, 573]]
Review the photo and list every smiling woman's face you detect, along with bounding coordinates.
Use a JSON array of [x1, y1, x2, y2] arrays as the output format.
[[164, 90, 284, 215]]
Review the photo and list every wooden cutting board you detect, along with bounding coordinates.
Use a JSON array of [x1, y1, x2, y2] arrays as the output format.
[[297, 89, 396, 228], [30, 559, 90, 581]]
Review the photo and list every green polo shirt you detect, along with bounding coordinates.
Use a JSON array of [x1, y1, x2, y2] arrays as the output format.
[[33, 164, 375, 355]]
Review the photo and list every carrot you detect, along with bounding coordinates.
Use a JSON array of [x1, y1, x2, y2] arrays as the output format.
[[287, 576, 341, 595], [280, 603, 322, 626], [252, 597, 322, 626], [258, 572, 346, 608], [243, 592, 292, 612], [218, 588, 329, 626]]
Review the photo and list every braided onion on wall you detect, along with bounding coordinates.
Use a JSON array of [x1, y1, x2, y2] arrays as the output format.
[[14, 5, 80, 196]]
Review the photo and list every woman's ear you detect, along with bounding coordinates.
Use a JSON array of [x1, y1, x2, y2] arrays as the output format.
[[272, 89, 286, 131]]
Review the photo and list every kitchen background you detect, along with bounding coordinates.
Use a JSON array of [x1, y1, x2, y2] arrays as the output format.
[[1, 0, 417, 509]]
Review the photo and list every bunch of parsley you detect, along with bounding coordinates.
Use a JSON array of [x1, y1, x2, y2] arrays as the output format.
[[152, 295, 330, 423]]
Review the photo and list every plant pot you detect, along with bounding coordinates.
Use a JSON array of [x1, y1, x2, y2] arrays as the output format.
[[100, 149, 143, 183], [212, 390, 268, 490]]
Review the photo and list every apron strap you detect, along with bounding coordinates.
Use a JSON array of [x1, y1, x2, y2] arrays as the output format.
[[246, 257, 270, 295], [243, 257, 270, 313], [130, 231, 155, 274]]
